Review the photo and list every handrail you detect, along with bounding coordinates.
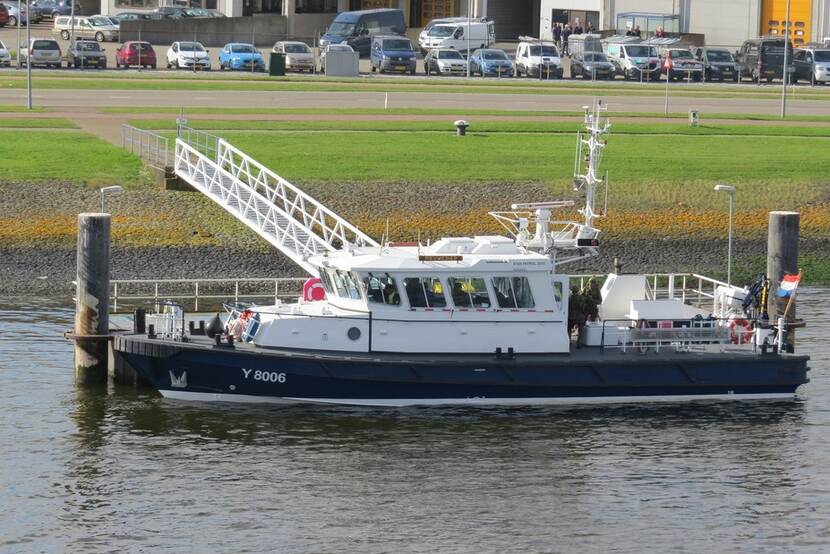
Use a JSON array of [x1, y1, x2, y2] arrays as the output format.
[[122, 124, 171, 170], [597, 316, 755, 353]]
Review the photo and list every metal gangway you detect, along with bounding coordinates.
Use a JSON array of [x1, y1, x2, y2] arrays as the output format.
[[173, 126, 379, 276]]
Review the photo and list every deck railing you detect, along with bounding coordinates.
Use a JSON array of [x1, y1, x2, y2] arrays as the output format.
[[107, 277, 306, 313]]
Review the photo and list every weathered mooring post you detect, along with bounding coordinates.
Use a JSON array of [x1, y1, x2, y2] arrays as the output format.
[[767, 211, 799, 351], [73, 213, 111, 384]]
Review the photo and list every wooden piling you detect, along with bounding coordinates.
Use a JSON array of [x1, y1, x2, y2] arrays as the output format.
[[74, 213, 111, 384], [766, 211, 799, 322]]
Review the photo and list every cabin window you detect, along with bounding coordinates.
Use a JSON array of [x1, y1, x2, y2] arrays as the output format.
[[552, 281, 564, 311], [328, 269, 348, 297], [319, 270, 336, 295], [340, 271, 362, 300], [363, 274, 400, 306], [402, 277, 447, 308], [448, 277, 491, 308], [492, 276, 535, 309]]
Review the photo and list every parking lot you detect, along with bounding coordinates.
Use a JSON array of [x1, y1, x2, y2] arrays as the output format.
[[2, 20, 830, 87]]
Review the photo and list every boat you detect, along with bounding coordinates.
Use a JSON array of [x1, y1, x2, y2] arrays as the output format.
[[113, 100, 810, 406]]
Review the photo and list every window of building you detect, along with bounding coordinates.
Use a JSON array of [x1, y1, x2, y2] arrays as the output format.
[[492, 276, 535, 309], [363, 274, 400, 306], [295, 0, 337, 13], [448, 277, 490, 308], [402, 277, 447, 308]]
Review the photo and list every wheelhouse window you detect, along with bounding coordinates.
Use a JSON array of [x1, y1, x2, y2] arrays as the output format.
[[364, 274, 400, 306], [448, 277, 490, 308], [402, 277, 447, 308], [492, 276, 535, 309]]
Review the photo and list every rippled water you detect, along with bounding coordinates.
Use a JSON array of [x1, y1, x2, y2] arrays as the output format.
[[1, 291, 829, 553]]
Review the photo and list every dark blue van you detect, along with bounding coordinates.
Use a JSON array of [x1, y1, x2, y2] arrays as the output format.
[[319, 8, 405, 57]]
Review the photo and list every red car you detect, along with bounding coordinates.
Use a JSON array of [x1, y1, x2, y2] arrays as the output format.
[[115, 41, 157, 69], [0, 4, 10, 27]]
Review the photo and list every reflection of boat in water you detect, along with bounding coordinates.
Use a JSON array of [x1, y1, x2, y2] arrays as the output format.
[[114, 101, 809, 407]]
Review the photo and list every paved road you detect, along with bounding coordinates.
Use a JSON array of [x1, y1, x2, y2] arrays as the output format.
[[0, 87, 827, 116]]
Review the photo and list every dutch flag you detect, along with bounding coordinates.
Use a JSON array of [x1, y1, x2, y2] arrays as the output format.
[[776, 273, 801, 298]]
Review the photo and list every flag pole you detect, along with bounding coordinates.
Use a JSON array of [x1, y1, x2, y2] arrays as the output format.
[[781, 269, 802, 320]]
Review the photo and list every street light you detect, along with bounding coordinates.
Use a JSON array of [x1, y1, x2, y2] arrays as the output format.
[[100, 186, 124, 213], [714, 184, 736, 285]]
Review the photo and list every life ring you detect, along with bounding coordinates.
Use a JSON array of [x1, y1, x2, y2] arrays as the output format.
[[728, 318, 753, 345]]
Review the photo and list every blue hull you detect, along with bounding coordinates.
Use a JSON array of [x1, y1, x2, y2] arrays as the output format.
[[114, 335, 809, 407]]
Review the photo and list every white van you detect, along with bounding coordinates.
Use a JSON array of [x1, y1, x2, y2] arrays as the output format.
[[603, 41, 661, 80], [419, 20, 495, 55], [418, 16, 469, 53]]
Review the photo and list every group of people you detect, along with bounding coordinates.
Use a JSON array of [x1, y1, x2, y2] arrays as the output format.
[[551, 20, 595, 56]]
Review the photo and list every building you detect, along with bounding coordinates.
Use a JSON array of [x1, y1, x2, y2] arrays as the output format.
[[100, 0, 830, 47], [539, 0, 830, 48]]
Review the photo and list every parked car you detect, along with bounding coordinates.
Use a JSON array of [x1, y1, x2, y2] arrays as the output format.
[[112, 11, 153, 22], [468, 48, 513, 77], [792, 47, 830, 85], [31, 0, 79, 19], [692, 46, 739, 82], [424, 48, 467, 76], [370, 35, 415, 74], [272, 41, 314, 72], [19, 38, 61, 68], [183, 7, 212, 18], [661, 48, 703, 81], [206, 9, 225, 17], [26, 4, 43, 23], [737, 37, 794, 83], [319, 8, 405, 57], [153, 6, 190, 19], [67, 38, 106, 68], [166, 41, 210, 70], [514, 40, 562, 78], [115, 40, 156, 68], [0, 3, 8, 27], [570, 51, 615, 79], [0, 40, 11, 66], [319, 43, 353, 72], [54, 15, 119, 42], [219, 42, 264, 71], [420, 19, 494, 55], [604, 41, 661, 80], [4, 3, 28, 26]]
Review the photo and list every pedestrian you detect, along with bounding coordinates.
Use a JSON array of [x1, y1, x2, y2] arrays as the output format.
[[574, 22, 583, 35], [625, 26, 635, 37], [634, 25, 641, 38], [587, 21, 595, 34], [562, 24, 571, 56], [553, 22, 561, 48], [655, 26, 666, 38]]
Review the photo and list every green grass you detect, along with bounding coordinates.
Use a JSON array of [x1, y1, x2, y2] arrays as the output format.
[[0, 130, 147, 185], [133, 118, 830, 137], [0, 118, 77, 128], [3, 73, 829, 100], [207, 129, 828, 210], [106, 106, 830, 122]]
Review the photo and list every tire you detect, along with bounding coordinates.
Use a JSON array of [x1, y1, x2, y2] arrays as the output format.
[[371, 64, 376, 72], [95, 32, 104, 43], [435, 65, 441, 76], [766, 76, 773, 83], [424, 64, 430, 76], [60, 30, 69, 40], [52, 11, 60, 19], [9, 16, 16, 26]]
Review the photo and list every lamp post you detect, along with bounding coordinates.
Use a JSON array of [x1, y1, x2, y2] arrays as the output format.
[[781, 0, 791, 118], [100, 186, 124, 213], [714, 184, 736, 285]]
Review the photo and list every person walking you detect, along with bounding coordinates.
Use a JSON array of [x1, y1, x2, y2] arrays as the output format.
[[553, 22, 562, 49], [574, 22, 583, 35], [586, 21, 595, 34], [634, 25, 642, 38], [562, 24, 572, 56]]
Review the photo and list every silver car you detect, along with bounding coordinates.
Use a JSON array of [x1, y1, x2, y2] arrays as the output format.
[[424, 48, 468, 76], [20, 38, 61, 68], [272, 41, 315, 72]]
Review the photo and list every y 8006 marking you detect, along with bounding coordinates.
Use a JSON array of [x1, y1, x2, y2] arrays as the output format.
[[242, 368, 286, 383]]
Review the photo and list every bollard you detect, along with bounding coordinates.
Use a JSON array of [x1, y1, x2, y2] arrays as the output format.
[[454, 119, 469, 136], [73, 213, 111, 384], [767, 211, 799, 348]]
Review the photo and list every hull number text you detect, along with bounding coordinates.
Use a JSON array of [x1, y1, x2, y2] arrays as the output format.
[[242, 368, 286, 383]]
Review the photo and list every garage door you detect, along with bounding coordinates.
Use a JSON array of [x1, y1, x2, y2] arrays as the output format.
[[487, 0, 534, 40]]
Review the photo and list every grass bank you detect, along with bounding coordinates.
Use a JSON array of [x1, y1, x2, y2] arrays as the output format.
[[134, 118, 830, 137], [0, 130, 148, 185], [0, 118, 77, 128]]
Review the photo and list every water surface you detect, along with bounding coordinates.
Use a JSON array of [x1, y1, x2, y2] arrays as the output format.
[[1, 291, 829, 553]]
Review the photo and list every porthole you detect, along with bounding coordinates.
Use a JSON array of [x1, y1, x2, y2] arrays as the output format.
[[347, 327, 361, 341]]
